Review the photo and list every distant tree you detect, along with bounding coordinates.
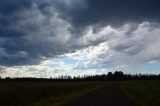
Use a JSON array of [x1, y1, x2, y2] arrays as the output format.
[[114, 71, 124, 80], [0, 71, 159, 81], [107, 72, 113, 80]]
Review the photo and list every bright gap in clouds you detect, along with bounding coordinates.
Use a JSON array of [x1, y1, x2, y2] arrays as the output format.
[[1, 22, 160, 78]]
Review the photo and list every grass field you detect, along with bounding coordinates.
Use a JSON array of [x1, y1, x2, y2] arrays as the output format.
[[1, 81, 160, 106], [0, 82, 102, 106], [122, 81, 160, 106]]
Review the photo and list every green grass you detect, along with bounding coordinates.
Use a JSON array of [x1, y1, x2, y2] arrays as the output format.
[[0, 82, 102, 106], [121, 81, 160, 106]]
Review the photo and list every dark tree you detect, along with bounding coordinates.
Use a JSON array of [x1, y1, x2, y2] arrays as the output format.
[[107, 72, 113, 80], [114, 71, 124, 80], [0, 71, 159, 82]]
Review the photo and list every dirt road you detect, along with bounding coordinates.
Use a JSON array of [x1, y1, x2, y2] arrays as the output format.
[[64, 83, 139, 106]]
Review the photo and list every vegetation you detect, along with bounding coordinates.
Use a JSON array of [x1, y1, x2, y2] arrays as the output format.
[[1, 71, 160, 106], [122, 81, 160, 106], [1, 71, 160, 82], [0, 82, 101, 106]]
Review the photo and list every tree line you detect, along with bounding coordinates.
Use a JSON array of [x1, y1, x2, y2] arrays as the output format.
[[0, 71, 160, 82]]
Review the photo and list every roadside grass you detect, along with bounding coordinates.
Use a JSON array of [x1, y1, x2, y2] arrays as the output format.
[[121, 81, 160, 106], [0, 82, 102, 106], [32, 85, 100, 106]]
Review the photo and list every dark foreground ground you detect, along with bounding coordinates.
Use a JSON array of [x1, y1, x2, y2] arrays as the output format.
[[1, 81, 160, 106], [64, 83, 139, 106]]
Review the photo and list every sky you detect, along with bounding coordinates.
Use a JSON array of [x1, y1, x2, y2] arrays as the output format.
[[0, 0, 160, 78]]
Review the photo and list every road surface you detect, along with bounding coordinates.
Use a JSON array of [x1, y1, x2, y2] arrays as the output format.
[[64, 83, 139, 106]]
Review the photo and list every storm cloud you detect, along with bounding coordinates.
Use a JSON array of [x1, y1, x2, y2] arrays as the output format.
[[69, 0, 160, 27], [0, 0, 160, 67]]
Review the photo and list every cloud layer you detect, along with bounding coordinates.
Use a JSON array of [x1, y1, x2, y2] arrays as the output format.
[[0, 0, 160, 77]]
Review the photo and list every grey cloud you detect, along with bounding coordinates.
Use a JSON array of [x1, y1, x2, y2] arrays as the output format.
[[0, 1, 74, 66], [0, 66, 6, 73], [0, 0, 160, 67], [103, 23, 160, 65], [73, 22, 160, 70], [0, 0, 33, 15], [69, 0, 160, 28]]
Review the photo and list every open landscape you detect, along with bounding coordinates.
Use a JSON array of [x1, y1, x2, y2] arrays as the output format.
[[1, 0, 160, 106], [0, 81, 101, 106], [1, 77, 160, 106]]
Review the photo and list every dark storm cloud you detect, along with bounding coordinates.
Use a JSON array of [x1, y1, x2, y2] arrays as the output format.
[[69, 0, 160, 27], [0, 0, 74, 66], [0, 0, 160, 66], [0, 0, 32, 15]]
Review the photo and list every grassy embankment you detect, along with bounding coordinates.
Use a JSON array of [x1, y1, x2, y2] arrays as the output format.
[[122, 81, 160, 106], [0, 82, 103, 106]]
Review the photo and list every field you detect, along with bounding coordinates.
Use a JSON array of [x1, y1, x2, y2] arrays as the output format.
[[0, 81, 101, 106], [122, 81, 160, 106], [1, 81, 160, 106]]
